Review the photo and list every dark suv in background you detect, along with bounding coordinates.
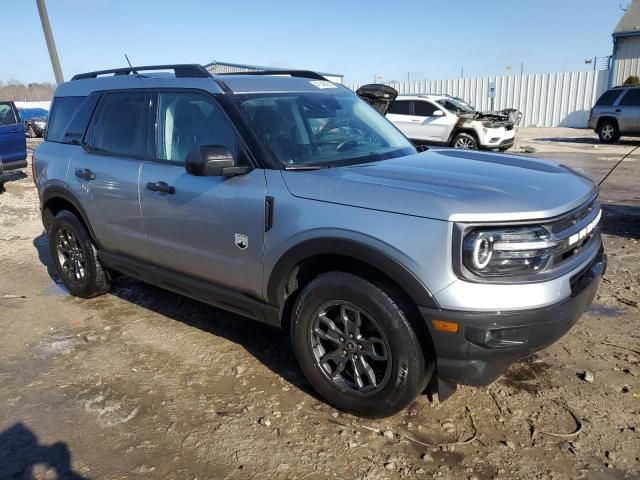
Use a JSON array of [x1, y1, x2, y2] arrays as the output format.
[[19, 107, 49, 138], [589, 85, 640, 143]]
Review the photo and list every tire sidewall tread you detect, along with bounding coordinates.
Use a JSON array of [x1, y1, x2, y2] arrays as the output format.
[[48, 210, 110, 298], [291, 271, 431, 418]]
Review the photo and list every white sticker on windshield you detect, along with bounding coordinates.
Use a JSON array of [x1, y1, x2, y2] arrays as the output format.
[[310, 80, 337, 89]]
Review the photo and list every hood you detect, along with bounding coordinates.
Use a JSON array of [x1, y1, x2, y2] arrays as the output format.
[[281, 149, 596, 222], [355, 84, 398, 116]]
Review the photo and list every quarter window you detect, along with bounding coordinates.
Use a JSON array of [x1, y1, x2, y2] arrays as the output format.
[[413, 101, 440, 117], [155, 92, 237, 163], [618, 88, 640, 106], [387, 100, 412, 115], [46, 96, 86, 142], [92, 92, 149, 157], [0, 102, 18, 126]]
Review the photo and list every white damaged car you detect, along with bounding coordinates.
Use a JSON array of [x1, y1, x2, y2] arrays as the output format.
[[385, 94, 517, 151]]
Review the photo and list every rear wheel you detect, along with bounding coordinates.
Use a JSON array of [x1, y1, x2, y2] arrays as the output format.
[[451, 132, 478, 150], [291, 272, 432, 418], [597, 119, 620, 143], [48, 210, 110, 298]]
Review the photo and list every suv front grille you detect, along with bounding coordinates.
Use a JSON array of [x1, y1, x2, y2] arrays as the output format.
[[547, 199, 601, 270], [550, 201, 596, 234]]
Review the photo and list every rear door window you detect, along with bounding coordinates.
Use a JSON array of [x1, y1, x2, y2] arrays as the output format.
[[91, 92, 150, 158], [618, 88, 640, 106], [387, 100, 412, 115], [46, 96, 86, 142], [595, 89, 623, 107]]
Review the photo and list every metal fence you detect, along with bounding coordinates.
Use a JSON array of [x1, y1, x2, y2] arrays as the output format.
[[349, 70, 610, 128]]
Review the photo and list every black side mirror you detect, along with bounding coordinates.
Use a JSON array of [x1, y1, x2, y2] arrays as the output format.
[[185, 145, 250, 177]]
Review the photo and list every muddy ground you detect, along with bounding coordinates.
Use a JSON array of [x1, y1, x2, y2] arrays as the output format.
[[0, 129, 638, 480]]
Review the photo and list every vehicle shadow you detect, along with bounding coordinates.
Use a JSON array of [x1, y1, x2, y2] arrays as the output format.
[[32, 233, 320, 401], [1, 170, 28, 183], [601, 203, 640, 239], [532, 136, 640, 146], [0, 422, 89, 479]]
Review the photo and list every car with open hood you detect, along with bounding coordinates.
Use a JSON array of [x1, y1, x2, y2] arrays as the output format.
[[386, 94, 517, 150], [33, 65, 604, 418], [19, 107, 49, 138]]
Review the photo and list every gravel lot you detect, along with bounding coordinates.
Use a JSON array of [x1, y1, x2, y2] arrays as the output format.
[[0, 129, 638, 480]]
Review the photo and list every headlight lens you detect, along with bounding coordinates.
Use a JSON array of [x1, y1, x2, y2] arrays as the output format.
[[462, 226, 560, 278], [35, 121, 46, 127]]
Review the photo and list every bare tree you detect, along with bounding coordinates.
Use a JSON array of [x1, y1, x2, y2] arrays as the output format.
[[0, 81, 55, 101]]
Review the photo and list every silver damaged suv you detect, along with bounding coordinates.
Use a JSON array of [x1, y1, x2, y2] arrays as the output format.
[[34, 65, 606, 418]]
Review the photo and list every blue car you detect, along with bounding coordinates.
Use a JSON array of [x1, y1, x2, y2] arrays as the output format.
[[19, 107, 49, 138], [0, 100, 27, 188]]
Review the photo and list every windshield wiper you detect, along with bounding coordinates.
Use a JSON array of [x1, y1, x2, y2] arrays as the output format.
[[284, 164, 330, 171]]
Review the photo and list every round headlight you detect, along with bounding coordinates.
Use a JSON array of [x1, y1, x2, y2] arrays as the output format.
[[472, 236, 493, 269]]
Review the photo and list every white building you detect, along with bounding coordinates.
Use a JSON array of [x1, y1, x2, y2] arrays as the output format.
[[611, 0, 640, 86]]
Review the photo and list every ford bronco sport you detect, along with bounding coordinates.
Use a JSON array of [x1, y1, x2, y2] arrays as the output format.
[[34, 65, 606, 418]]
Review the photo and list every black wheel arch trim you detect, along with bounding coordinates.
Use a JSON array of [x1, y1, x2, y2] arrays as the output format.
[[41, 185, 102, 248], [597, 116, 619, 128], [266, 238, 440, 310]]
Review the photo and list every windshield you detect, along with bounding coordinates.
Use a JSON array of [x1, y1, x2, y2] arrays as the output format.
[[437, 98, 475, 114], [236, 93, 415, 167]]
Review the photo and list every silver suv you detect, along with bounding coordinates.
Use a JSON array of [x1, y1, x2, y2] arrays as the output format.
[[34, 64, 606, 418], [589, 85, 640, 143]]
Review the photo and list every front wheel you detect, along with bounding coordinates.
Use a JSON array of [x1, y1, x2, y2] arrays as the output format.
[[597, 120, 620, 143], [291, 272, 432, 418], [451, 132, 478, 150]]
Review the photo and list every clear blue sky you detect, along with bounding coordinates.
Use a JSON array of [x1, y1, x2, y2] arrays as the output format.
[[1, 0, 625, 85]]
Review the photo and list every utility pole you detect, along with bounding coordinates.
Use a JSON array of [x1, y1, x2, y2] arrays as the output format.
[[36, 0, 63, 84]]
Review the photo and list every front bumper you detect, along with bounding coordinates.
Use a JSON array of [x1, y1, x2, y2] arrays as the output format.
[[31, 124, 46, 136], [478, 127, 516, 149], [421, 248, 606, 394]]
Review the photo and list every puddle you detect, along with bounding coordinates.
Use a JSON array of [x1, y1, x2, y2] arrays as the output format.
[[499, 358, 551, 393], [587, 304, 623, 317]]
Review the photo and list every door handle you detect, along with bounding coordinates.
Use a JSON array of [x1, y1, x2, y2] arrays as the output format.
[[75, 168, 95, 181], [615, 109, 621, 113], [411, 119, 422, 122], [146, 181, 175, 194]]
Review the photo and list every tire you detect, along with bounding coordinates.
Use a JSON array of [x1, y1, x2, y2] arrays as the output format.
[[26, 125, 36, 138], [48, 210, 110, 298], [291, 272, 432, 418], [451, 132, 478, 150], [498, 146, 510, 152], [597, 119, 620, 144]]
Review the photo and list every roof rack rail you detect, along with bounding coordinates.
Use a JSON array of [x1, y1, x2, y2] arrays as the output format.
[[71, 64, 211, 81], [217, 70, 328, 81]]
